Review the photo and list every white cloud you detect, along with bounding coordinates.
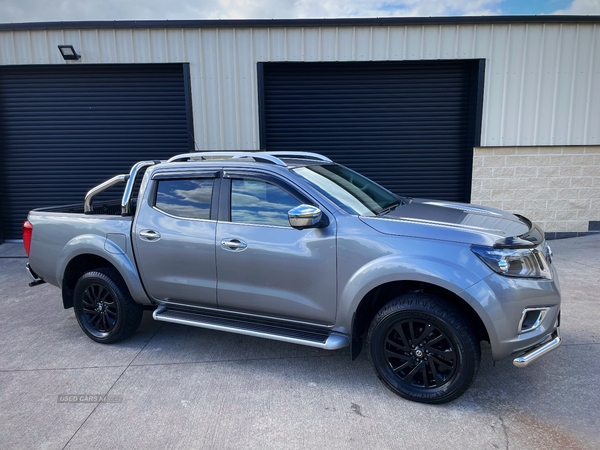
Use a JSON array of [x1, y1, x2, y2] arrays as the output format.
[[3, 0, 596, 29], [0, 0, 504, 23], [201, 0, 503, 19], [552, 0, 600, 14]]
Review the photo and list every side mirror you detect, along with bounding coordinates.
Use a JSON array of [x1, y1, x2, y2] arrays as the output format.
[[288, 204, 323, 229]]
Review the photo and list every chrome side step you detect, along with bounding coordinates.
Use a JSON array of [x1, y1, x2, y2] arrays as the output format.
[[153, 306, 349, 350]]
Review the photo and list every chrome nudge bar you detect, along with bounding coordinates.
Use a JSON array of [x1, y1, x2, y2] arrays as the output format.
[[513, 328, 561, 368]]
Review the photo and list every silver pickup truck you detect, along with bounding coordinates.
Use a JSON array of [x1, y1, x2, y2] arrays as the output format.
[[23, 151, 561, 404]]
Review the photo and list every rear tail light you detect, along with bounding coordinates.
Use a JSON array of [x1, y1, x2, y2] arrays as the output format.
[[23, 220, 33, 257]]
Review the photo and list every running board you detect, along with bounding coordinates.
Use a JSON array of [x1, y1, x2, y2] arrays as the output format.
[[153, 306, 349, 350]]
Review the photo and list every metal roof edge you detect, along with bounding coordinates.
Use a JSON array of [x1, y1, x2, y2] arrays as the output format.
[[1, 15, 599, 32]]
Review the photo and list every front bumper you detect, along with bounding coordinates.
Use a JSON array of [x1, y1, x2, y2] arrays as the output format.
[[513, 327, 561, 368], [461, 262, 561, 361]]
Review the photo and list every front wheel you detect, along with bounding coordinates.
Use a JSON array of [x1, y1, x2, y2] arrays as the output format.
[[73, 267, 143, 344], [367, 294, 480, 404]]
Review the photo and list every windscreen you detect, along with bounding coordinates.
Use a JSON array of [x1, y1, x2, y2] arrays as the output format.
[[292, 164, 400, 215]]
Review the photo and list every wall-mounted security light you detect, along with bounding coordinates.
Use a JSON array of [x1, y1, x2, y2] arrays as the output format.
[[58, 45, 80, 61]]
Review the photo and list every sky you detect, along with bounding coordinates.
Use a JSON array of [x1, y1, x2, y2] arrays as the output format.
[[0, 0, 599, 23]]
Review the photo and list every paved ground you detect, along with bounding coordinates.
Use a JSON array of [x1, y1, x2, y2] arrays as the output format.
[[0, 236, 599, 450]]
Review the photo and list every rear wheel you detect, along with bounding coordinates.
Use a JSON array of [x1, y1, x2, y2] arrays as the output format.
[[367, 294, 480, 404], [73, 267, 143, 344]]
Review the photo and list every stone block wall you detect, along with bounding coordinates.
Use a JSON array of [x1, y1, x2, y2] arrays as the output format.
[[471, 146, 600, 234]]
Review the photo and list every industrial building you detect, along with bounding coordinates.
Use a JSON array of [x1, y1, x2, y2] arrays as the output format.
[[0, 16, 598, 240]]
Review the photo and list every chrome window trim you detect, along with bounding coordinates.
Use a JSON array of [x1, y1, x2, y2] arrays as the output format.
[[151, 206, 215, 223], [225, 220, 293, 230]]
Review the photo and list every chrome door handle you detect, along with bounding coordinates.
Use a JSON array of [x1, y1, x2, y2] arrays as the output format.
[[139, 230, 161, 241], [220, 239, 247, 251]]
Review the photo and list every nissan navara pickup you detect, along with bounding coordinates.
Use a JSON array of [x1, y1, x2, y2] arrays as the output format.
[[23, 151, 562, 404]]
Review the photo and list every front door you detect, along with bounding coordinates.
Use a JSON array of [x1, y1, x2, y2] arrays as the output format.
[[132, 173, 219, 307], [216, 174, 337, 324]]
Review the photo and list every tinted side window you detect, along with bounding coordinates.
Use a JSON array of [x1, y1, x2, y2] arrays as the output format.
[[154, 179, 213, 220], [231, 179, 300, 227]]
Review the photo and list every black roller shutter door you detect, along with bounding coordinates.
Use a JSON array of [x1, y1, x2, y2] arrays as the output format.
[[0, 63, 193, 240], [259, 60, 483, 202]]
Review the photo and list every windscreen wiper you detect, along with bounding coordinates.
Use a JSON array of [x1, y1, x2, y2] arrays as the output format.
[[377, 200, 402, 216]]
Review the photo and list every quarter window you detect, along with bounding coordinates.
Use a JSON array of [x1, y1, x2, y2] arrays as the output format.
[[231, 179, 301, 227], [154, 179, 213, 220]]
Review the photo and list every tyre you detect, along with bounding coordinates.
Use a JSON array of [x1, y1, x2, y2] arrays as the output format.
[[73, 267, 143, 344], [367, 294, 480, 404]]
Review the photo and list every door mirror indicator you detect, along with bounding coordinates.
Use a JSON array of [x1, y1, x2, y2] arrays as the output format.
[[288, 204, 323, 229]]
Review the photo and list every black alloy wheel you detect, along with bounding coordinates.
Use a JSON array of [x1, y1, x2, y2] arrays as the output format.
[[384, 318, 457, 389], [81, 283, 118, 335], [367, 294, 480, 404], [73, 267, 143, 344]]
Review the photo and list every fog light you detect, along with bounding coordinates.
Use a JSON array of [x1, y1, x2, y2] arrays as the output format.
[[518, 307, 549, 334]]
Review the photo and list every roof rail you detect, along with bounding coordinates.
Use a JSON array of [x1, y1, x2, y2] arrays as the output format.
[[167, 152, 287, 166], [266, 151, 332, 163]]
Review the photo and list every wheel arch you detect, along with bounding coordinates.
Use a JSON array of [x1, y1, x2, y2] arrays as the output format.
[[62, 254, 120, 309], [58, 235, 151, 309], [350, 280, 490, 360], [72, 265, 144, 344]]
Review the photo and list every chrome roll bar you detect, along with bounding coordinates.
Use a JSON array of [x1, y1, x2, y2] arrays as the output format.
[[84, 174, 128, 214], [121, 161, 157, 216], [84, 150, 332, 215], [84, 160, 157, 215]]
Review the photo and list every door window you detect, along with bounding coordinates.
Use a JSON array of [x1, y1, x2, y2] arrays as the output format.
[[230, 179, 300, 227], [154, 179, 213, 220]]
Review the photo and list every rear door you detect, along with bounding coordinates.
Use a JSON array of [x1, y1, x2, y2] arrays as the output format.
[[132, 171, 219, 307], [215, 171, 337, 324]]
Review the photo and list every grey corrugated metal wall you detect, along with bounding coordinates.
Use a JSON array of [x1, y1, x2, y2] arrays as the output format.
[[0, 63, 193, 240]]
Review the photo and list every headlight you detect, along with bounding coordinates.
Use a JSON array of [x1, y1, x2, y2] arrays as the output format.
[[471, 245, 552, 280]]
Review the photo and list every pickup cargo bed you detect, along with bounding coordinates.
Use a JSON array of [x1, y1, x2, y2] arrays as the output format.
[[34, 199, 133, 215]]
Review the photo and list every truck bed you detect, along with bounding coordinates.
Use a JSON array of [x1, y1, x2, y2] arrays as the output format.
[[27, 205, 135, 288], [34, 199, 135, 216]]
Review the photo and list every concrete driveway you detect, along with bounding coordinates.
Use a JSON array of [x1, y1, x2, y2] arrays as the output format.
[[1, 235, 599, 449]]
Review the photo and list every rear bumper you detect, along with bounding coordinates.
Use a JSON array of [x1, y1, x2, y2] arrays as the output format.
[[513, 328, 561, 368], [26, 263, 46, 287]]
